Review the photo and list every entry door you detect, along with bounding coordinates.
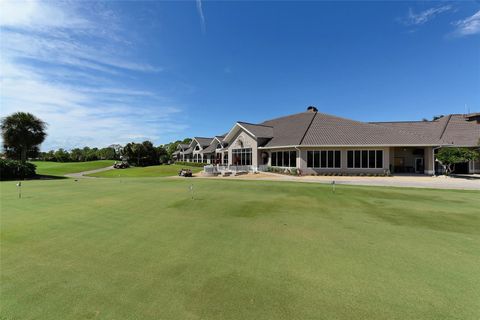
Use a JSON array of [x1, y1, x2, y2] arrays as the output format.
[[415, 158, 424, 174]]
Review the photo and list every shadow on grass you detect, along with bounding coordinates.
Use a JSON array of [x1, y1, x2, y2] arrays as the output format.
[[33, 174, 68, 180], [1, 175, 67, 181]]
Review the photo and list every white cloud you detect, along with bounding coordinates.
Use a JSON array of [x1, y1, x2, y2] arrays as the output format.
[[0, 0, 187, 150], [402, 5, 453, 26], [452, 10, 480, 36], [0, 0, 90, 30], [196, 0, 206, 34]]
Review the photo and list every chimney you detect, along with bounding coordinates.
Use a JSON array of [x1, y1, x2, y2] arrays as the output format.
[[307, 105, 318, 112]]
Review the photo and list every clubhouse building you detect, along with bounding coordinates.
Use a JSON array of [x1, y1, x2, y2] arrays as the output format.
[[173, 107, 480, 175]]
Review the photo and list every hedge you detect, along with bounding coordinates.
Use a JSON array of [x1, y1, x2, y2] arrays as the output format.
[[174, 161, 207, 167], [0, 159, 36, 180]]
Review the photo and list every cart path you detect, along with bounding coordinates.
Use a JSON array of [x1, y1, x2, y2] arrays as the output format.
[[193, 171, 480, 190], [64, 166, 114, 179]]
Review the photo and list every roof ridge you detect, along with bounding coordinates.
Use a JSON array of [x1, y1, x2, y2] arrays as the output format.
[[237, 121, 273, 128], [370, 120, 434, 124], [438, 114, 453, 140], [260, 111, 311, 124], [299, 111, 317, 145]]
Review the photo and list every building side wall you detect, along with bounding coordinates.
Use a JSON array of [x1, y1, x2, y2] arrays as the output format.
[[266, 147, 390, 174]]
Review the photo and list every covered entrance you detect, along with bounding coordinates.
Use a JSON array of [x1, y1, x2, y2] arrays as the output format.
[[391, 147, 434, 175]]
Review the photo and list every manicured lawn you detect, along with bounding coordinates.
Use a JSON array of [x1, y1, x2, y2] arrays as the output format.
[[87, 164, 202, 178], [1, 178, 479, 319], [32, 160, 114, 177]]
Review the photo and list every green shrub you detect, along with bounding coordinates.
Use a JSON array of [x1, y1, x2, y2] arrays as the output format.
[[0, 159, 36, 180], [174, 161, 206, 167]]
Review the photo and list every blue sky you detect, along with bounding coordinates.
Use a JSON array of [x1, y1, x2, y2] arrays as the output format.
[[1, 0, 479, 150]]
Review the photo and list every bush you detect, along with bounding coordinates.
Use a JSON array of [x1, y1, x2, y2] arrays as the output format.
[[175, 161, 206, 167], [0, 159, 36, 180]]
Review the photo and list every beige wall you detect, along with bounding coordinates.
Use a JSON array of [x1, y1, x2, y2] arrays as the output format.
[[293, 147, 390, 174], [228, 130, 258, 167]]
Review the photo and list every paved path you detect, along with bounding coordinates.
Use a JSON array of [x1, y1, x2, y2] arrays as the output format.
[[195, 172, 480, 190], [64, 166, 114, 179]]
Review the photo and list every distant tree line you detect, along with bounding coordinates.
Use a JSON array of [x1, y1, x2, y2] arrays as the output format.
[[38, 146, 120, 162], [34, 139, 193, 167]]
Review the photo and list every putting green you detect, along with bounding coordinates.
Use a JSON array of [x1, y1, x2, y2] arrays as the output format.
[[1, 178, 479, 319]]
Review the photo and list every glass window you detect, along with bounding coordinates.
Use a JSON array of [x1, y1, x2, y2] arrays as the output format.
[[369, 150, 376, 168], [283, 151, 290, 167], [361, 150, 368, 168], [318, 151, 324, 168], [314, 151, 320, 168], [272, 152, 277, 166], [327, 151, 334, 168], [307, 151, 313, 168], [335, 151, 341, 168], [354, 151, 361, 168], [232, 148, 252, 166], [277, 151, 283, 167], [376, 150, 383, 168], [290, 151, 297, 168], [347, 151, 354, 168]]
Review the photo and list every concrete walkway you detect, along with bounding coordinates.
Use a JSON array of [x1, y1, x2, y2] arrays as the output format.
[[195, 172, 480, 190], [64, 166, 114, 179]]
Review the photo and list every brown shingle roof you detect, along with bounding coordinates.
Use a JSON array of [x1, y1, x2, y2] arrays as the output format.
[[237, 122, 274, 139], [300, 112, 441, 146], [372, 114, 480, 147], [193, 137, 213, 148], [261, 112, 316, 147], [200, 143, 216, 154], [182, 146, 193, 155]]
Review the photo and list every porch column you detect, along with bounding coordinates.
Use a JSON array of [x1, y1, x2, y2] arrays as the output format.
[[424, 147, 434, 175]]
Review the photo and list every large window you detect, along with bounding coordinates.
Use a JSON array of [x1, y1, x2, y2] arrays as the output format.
[[232, 148, 252, 165], [347, 150, 383, 169], [307, 150, 341, 168], [271, 151, 297, 167]]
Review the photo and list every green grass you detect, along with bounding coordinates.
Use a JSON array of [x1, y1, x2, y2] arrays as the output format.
[[32, 160, 114, 177], [87, 164, 202, 178], [1, 178, 479, 319]]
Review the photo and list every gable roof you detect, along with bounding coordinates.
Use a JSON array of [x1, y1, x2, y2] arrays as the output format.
[[177, 143, 190, 151], [237, 122, 274, 138], [182, 146, 193, 155], [192, 137, 213, 148]]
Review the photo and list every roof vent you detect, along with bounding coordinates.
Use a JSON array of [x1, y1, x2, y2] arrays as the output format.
[[307, 106, 318, 112]]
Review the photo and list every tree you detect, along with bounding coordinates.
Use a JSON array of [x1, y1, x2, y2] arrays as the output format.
[[97, 147, 116, 160], [70, 148, 84, 162], [54, 148, 70, 162], [1, 112, 47, 163], [156, 146, 169, 164], [436, 147, 479, 175], [166, 138, 192, 159]]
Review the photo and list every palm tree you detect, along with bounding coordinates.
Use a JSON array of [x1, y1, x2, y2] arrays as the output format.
[[1, 112, 47, 163]]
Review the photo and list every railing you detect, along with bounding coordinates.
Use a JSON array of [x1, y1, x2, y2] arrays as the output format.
[[203, 164, 254, 174], [257, 165, 269, 172]]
